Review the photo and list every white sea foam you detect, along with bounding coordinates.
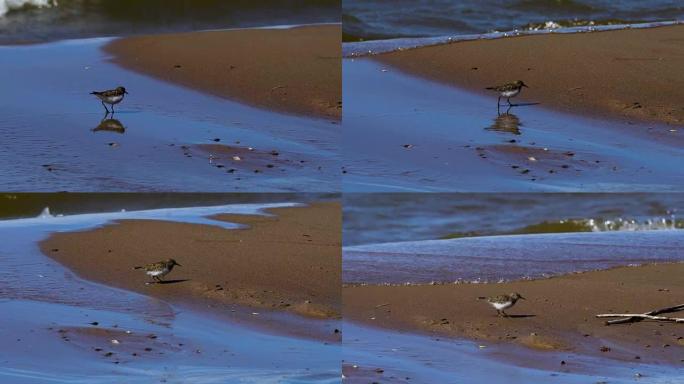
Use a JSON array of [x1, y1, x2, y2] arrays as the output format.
[[538, 21, 562, 30], [343, 20, 683, 57], [1, 202, 301, 232], [0, 0, 56, 17], [570, 216, 681, 232], [36, 206, 54, 218]]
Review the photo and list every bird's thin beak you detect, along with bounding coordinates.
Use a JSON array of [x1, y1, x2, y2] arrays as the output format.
[[125, 91, 129, 94], [520, 296, 526, 300], [522, 84, 529, 88], [176, 262, 182, 266]]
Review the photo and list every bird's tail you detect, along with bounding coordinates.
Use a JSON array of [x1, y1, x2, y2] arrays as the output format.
[[485, 87, 496, 90], [133, 266, 143, 270], [90, 91, 99, 95], [477, 296, 487, 300]]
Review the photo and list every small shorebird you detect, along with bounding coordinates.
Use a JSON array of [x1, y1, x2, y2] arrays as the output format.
[[486, 80, 528, 106], [133, 258, 181, 284], [90, 86, 128, 113], [479, 292, 526, 317]]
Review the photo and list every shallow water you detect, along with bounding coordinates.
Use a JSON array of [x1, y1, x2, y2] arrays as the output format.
[[343, 193, 684, 245], [343, 322, 681, 383], [1, 300, 340, 384], [0, 204, 339, 383], [343, 0, 684, 42], [342, 58, 684, 192], [0, 37, 339, 192], [343, 230, 684, 284]]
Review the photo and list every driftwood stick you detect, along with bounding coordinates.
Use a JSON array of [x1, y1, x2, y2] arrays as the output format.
[[644, 303, 684, 315], [604, 317, 642, 326], [596, 303, 684, 325], [596, 314, 684, 323]]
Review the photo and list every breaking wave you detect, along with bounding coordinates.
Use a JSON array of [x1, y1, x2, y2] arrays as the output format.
[[0, 0, 56, 17], [441, 216, 683, 239]]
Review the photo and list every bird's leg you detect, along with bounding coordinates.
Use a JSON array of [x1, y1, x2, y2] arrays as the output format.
[[101, 101, 110, 113], [501, 310, 508, 318], [111, 104, 115, 114], [507, 97, 512, 106], [497, 96, 501, 106]]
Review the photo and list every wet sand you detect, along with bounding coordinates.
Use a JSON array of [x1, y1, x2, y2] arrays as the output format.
[[344, 263, 684, 364], [479, 144, 607, 183], [376, 25, 684, 127], [105, 24, 341, 120], [53, 325, 181, 364], [192, 143, 310, 176], [41, 202, 341, 322]]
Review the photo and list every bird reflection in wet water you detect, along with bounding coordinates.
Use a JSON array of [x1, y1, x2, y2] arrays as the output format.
[[92, 112, 126, 134], [486, 107, 521, 135]]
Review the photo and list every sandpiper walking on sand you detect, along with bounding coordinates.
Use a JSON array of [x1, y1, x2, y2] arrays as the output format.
[[486, 80, 528, 107], [479, 292, 526, 317], [134, 258, 181, 284], [90, 86, 128, 113]]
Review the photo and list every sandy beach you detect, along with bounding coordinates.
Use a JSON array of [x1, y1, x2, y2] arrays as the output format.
[[105, 24, 341, 120], [344, 262, 684, 364], [376, 25, 684, 127], [41, 202, 341, 324]]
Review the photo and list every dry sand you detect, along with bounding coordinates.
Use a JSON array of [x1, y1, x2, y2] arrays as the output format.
[[377, 25, 684, 127], [105, 25, 341, 120], [344, 263, 684, 364], [41, 202, 341, 323]]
